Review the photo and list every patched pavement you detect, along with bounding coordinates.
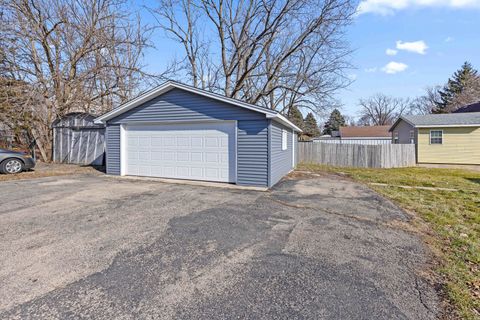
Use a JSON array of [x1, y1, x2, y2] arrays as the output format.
[[0, 172, 442, 319]]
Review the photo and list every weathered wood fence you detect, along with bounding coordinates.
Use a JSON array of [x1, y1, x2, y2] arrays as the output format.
[[298, 142, 416, 168], [52, 113, 105, 166]]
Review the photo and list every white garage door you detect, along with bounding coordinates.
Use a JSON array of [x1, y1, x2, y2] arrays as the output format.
[[125, 122, 236, 182]]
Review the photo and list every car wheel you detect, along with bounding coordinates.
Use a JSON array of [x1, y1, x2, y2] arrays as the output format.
[[1, 158, 24, 174]]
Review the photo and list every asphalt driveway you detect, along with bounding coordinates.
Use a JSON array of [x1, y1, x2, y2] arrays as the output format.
[[0, 172, 442, 319]]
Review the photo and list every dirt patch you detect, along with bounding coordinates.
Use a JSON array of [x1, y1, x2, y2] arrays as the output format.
[[0, 162, 103, 182]]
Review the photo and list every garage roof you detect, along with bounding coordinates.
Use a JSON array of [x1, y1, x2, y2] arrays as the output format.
[[94, 81, 302, 132], [390, 112, 480, 131]]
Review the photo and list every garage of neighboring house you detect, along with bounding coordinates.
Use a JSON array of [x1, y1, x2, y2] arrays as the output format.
[[94, 81, 302, 188]]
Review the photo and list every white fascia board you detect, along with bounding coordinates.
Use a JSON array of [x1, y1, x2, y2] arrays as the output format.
[[415, 124, 480, 128], [267, 113, 303, 132], [94, 81, 277, 124]]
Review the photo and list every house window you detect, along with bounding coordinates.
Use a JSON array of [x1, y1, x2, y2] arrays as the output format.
[[393, 132, 399, 144], [282, 129, 288, 150], [409, 130, 415, 144], [430, 130, 443, 144]]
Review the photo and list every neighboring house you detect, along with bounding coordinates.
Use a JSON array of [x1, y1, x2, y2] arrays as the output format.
[[94, 81, 302, 188], [389, 112, 480, 165], [453, 101, 480, 113], [313, 126, 391, 145]]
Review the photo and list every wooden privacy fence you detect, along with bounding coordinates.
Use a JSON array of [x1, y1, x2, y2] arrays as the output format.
[[52, 113, 105, 166], [298, 142, 416, 168]]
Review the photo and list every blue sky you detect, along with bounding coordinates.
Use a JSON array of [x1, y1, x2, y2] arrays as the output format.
[[340, 1, 480, 117], [138, 0, 480, 119]]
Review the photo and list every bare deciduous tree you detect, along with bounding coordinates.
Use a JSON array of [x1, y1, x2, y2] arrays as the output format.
[[0, 0, 151, 160], [358, 93, 410, 126], [152, 0, 356, 115], [410, 86, 442, 115]]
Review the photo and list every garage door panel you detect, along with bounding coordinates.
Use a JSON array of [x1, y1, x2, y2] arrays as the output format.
[[177, 137, 190, 146], [191, 137, 203, 146], [138, 151, 150, 161], [164, 137, 175, 146], [205, 168, 219, 179], [151, 166, 162, 175], [177, 167, 189, 176], [163, 152, 175, 161], [220, 153, 229, 163], [205, 137, 219, 147], [138, 166, 151, 176], [151, 137, 162, 146], [125, 122, 235, 183], [177, 151, 190, 161], [205, 152, 219, 163], [191, 167, 203, 177], [151, 151, 162, 160], [139, 138, 150, 146], [220, 169, 229, 180], [128, 152, 138, 160], [191, 152, 202, 162], [128, 137, 138, 146]]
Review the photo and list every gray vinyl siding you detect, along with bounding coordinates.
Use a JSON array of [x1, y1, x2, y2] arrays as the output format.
[[106, 125, 120, 175], [108, 88, 265, 124], [392, 120, 416, 144], [269, 120, 293, 187], [237, 120, 269, 186]]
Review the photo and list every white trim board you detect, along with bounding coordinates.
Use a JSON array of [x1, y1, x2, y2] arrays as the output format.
[[416, 124, 480, 128], [120, 124, 127, 176], [94, 80, 302, 132]]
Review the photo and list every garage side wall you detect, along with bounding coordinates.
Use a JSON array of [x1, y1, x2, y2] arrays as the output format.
[[106, 125, 120, 175], [269, 120, 293, 187], [237, 120, 269, 186]]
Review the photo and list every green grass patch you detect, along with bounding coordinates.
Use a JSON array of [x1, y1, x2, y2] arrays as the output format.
[[299, 163, 480, 319]]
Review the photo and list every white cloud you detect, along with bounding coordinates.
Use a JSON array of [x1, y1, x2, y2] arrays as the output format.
[[357, 0, 480, 15], [396, 40, 428, 54], [386, 48, 398, 56], [365, 67, 377, 72], [382, 61, 408, 74], [445, 36, 454, 42]]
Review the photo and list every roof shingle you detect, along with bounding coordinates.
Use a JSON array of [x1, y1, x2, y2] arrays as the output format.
[[400, 112, 480, 127], [339, 126, 391, 138]]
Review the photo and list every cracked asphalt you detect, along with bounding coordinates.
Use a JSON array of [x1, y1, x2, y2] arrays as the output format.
[[0, 172, 442, 319]]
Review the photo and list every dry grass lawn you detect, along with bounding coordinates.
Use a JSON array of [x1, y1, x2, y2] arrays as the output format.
[[299, 164, 480, 320], [0, 162, 103, 182]]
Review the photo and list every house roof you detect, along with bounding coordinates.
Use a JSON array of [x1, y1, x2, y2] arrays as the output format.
[[390, 112, 480, 131], [453, 102, 480, 113], [339, 126, 391, 138], [94, 80, 302, 132]]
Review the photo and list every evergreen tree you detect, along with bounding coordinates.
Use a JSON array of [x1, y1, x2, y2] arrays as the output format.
[[434, 62, 479, 113], [303, 113, 320, 137], [287, 106, 304, 131], [322, 109, 346, 135]]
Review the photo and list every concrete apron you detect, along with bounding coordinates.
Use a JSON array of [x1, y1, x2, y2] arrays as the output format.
[[104, 175, 269, 192]]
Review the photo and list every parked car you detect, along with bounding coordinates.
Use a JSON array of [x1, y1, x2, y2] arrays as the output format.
[[0, 148, 36, 174]]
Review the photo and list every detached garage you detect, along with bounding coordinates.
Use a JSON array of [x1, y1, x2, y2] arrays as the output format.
[[94, 81, 302, 188]]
